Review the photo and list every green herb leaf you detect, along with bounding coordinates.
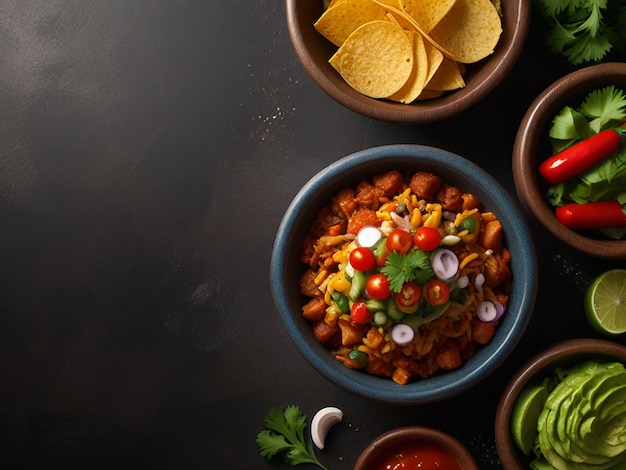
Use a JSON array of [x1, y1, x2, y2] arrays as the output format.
[[551, 105, 594, 142], [381, 249, 433, 293], [257, 430, 293, 459], [580, 85, 626, 132], [256, 405, 328, 469], [536, 0, 626, 65]]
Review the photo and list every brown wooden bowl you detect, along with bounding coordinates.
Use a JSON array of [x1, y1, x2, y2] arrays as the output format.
[[286, 0, 531, 123], [512, 62, 626, 259], [495, 338, 626, 469]]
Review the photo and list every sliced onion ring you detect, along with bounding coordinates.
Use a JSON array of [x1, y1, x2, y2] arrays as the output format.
[[390, 323, 415, 346], [475, 273, 485, 290], [356, 225, 382, 248], [431, 249, 459, 281], [477, 301, 498, 322], [494, 301, 505, 321], [456, 275, 469, 289]]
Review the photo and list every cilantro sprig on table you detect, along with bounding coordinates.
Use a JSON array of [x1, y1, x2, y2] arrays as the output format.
[[535, 0, 626, 65], [256, 405, 328, 470], [381, 249, 434, 293], [546, 85, 626, 238]]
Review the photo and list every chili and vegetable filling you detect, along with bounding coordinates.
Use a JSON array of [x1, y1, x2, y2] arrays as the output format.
[[299, 169, 513, 385]]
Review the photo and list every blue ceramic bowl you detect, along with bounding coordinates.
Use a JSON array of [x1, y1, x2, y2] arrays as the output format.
[[271, 145, 537, 404]]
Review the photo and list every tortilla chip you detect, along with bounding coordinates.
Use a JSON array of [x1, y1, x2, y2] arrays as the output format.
[[329, 20, 413, 99], [400, 0, 457, 33], [373, 0, 401, 6], [428, 0, 502, 63], [314, 0, 503, 103], [415, 89, 445, 100], [315, 0, 388, 47], [388, 31, 429, 104], [423, 40, 445, 87], [425, 57, 466, 91], [384, 9, 413, 30], [371, 0, 456, 58]]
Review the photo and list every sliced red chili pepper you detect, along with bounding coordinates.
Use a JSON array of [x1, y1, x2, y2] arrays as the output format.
[[395, 281, 421, 314], [539, 128, 623, 185], [424, 279, 450, 306], [555, 200, 626, 230]]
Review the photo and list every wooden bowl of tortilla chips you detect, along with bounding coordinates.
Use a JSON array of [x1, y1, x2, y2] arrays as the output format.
[[286, 0, 530, 123]]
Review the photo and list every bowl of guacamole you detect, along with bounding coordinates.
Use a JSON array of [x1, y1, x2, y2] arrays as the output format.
[[495, 338, 626, 469]]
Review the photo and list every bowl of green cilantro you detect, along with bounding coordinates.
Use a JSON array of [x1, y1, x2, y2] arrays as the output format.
[[513, 62, 626, 259]]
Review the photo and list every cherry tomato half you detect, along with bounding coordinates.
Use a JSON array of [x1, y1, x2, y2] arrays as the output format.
[[350, 301, 371, 324], [386, 229, 413, 254], [365, 273, 391, 300], [395, 281, 421, 314], [413, 226, 441, 252], [349, 247, 375, 271], [424, 279, 450, 306]]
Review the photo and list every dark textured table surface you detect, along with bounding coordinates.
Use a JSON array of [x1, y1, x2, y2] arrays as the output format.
[[0, 1, 624, 468]]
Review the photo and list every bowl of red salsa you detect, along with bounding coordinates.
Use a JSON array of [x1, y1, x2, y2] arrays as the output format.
[[271, 144, 538, 404], [354, 426, 478, 470]]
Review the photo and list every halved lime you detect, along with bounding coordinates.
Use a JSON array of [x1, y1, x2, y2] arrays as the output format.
[[511, 384, 549, 455], [584, 269, 626, 336]]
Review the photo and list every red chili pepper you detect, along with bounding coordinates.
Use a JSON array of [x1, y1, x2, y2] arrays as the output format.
[[555, 200, 626, 230], [539, 128, 623, 185]]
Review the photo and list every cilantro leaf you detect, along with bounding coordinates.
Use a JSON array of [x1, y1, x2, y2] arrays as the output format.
[[548, 86, 626, 154], [550, 106, 586, 141], [549, 106, 593, 152], [256, 405, 328, 469], [580, 85, 626, 132], [257, 430, 293, 459], [381, 249, 433, 293], [536, 0, 626, 65]]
